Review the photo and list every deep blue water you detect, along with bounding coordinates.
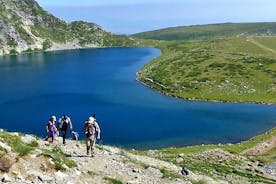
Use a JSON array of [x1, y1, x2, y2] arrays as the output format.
[[0, 47, 275, 149]]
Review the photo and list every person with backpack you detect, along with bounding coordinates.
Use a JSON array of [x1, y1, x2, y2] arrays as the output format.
[[84, 114, 101, 157], [45, 115, 58, 143], [58, 115, 73, 144]]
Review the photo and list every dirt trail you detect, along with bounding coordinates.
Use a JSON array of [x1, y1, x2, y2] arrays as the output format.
[[247, 37, 276, 55], [58, 140, 226, 184], [242, 136, 276, 155]]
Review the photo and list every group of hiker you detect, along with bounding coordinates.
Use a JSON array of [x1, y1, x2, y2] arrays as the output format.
[[45, 114, 101, 157]]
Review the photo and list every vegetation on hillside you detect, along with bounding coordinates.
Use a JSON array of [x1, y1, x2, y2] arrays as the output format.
[[0, 128, 275, 183], [132, 22, 276, 41], [130, 128, 276, 183], [136, 36, 276, 103], [133, 22, 276, 104]]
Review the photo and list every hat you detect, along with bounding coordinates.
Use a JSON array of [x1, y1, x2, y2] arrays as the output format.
[[51, 115, 56, 121], [88, 117, 95, 123]]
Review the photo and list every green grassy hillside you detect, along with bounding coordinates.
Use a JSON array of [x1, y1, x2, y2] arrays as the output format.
[[137, 36, 276, 103], [132, 22, 276, 41]]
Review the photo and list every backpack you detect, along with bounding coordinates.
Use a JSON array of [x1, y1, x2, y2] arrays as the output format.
[[60, 117, 68, 131], [181, 167, 189, 175], [84, 122, 96, 136]]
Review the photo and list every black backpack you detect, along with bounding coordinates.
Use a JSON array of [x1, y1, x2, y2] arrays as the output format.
[[60, 117, 68, 131]]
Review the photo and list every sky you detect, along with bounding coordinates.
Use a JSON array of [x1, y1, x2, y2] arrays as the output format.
[[36, 0, 276, 34]]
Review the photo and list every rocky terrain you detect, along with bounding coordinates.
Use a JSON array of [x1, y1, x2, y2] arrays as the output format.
[[0, 0, 135, 55], [0, 128, 275, 184]]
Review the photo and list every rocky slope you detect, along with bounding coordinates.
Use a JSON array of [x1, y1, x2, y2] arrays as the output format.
[[0, 129, 275, 184], [0, 0, 135, 55], [0, 130, 207, 184]]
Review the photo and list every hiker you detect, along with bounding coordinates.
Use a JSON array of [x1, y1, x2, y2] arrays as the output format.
[[84, 114, 101, 157], [58, 115, 73, 144], [45, 115, 58, 143]]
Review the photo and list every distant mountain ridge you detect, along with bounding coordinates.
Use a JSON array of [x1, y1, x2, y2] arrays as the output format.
[[0, 0, 134, 55], [132, 22, 276, 41]]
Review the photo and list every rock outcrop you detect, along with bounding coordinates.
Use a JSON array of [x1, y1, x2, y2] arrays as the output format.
[[0, 0, 135, 55]]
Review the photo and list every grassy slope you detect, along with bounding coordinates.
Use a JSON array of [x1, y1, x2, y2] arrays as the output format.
[[130, 128, 276, 183], [136, 36, 276, 103], [160, 128, 276, 155], [132, 22, 276, 41]]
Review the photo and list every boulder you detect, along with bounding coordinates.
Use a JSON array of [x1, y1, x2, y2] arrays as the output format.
[[37, 174, 53, 182], [147, 150, 156, 157], [176, 157, 184, 163], [1, 173, 12, 183], [21, 135, 36, 144], [146, 167, 163, 178], [0, 141, 11, 152], [0, 156, 14, 172], [55, 170, 68, 178]]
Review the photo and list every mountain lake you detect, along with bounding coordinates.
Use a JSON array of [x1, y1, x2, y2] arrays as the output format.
[[0, 47, 275, 149]]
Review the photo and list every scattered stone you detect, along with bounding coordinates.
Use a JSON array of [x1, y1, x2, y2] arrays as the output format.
[[0, 156, 13, 172], [103, 151, 109, 155], [176, 157, 184, 163], [55, 171, 68, 178], [127, 180, 140, 184], [49, 158, 55, 165], [37, 174, 53, 182], [9, 132, 19, 136], [62, 163, 69, 171], [132, 168, 140, 173], [75, 169, 82, 176], [21, 134, 36, 144], [0, 141, 12, 152], [265, 162, 276, 176], [146, 167, 163, 178], [147, 150, 156, 157], [1, 173, 11, 183]]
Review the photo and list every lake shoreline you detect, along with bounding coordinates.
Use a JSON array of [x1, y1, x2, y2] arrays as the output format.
[[136, 44, 276, 105], [3, 45, 275, 106], [136, 76, 276, 106]]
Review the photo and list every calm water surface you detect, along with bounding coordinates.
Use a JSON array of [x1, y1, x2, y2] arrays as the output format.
[[0, 47, 275, 149]]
